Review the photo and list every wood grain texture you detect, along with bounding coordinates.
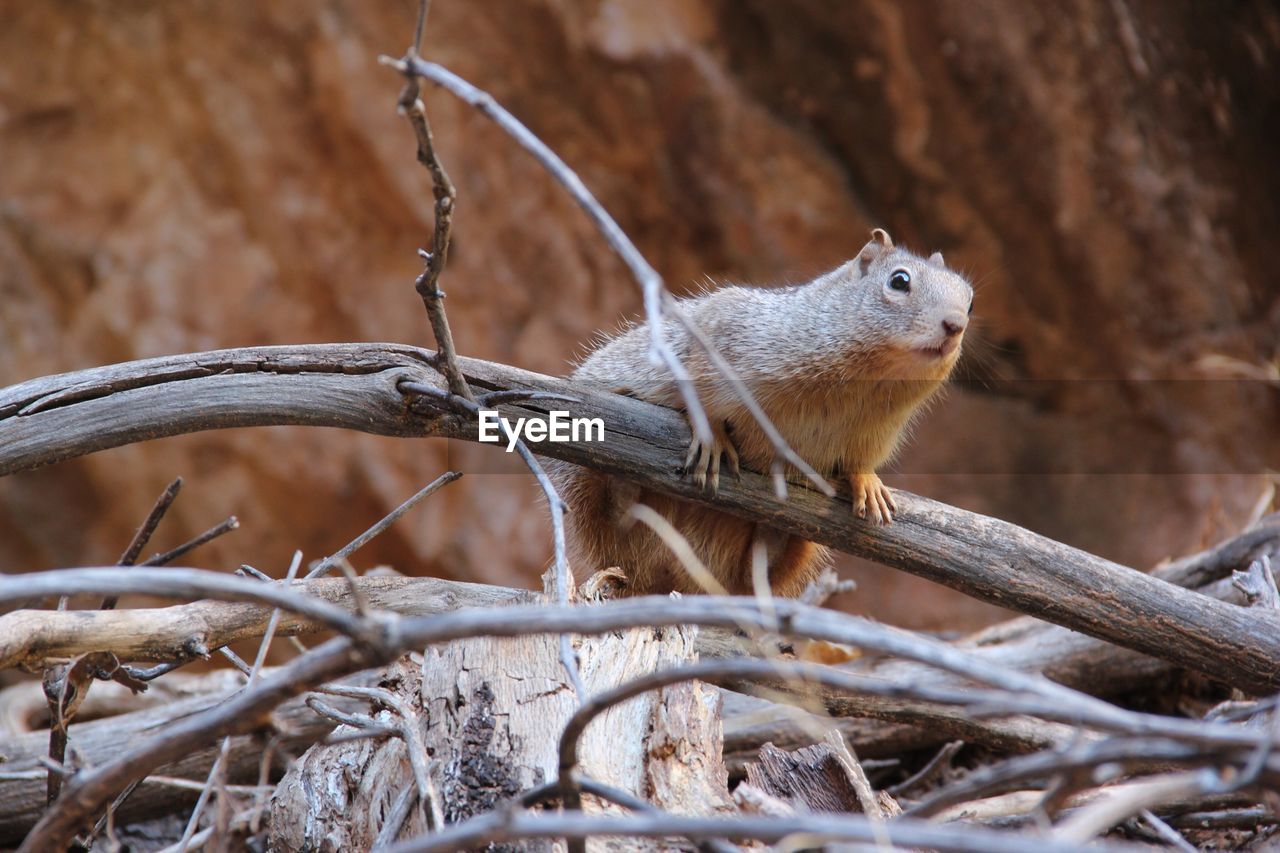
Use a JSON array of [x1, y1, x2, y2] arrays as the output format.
[[0, 669, 376, 845], [0, 575, 536, 670], [2, 343, 1278, 692], [267, 626, 726, 851]]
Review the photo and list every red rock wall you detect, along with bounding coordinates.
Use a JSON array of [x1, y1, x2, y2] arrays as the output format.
[[2, 0, 1276, 629]]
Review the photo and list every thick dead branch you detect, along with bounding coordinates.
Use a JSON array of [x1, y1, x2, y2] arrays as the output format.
[[2, 343, 1279, 692], [0, 575, 533, 670], [6, 569, 1249, 694]]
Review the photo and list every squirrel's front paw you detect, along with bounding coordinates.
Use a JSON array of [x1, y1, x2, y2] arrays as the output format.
[[682, 420, 741, 493], [850, 472, 896, 524]]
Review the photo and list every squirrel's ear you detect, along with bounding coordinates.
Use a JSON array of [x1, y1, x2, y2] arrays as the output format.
[[929, 251, 945, 266], [857, 229, 894, 276]]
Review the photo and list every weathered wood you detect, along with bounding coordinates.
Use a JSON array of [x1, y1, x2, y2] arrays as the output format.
[[267, 626, 730, 851], [0, 568, 1253, 774], [0, 575, 536, 670], [744, 742, 865, 813], [2, 343, 1279, 692], [0, 669, 372, 846]]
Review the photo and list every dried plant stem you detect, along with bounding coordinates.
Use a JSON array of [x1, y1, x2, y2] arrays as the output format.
[[305, 471, 461, 580]]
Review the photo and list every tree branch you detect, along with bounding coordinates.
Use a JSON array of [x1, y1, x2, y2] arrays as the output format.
[[2, 343, 1279, 692]]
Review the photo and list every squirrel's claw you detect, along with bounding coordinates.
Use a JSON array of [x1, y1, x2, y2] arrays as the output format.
[[683, 421, 740, 494], [850, 472, 896, 525]]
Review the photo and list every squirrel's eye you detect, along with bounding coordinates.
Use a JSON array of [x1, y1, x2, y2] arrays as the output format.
[[968, 300, 974, 316], [888, 270, 911, 292]]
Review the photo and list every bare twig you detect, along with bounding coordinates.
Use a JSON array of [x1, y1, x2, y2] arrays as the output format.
[[306, 471, 462, 579], [388, 4, 577, 698], [379, 810, 1135, 853], [625, 504, 729, 596], [1139, 809, 1197, 853], [1053, 772, 1212, 843], [887, 739, 964, 797], [106, 476, 184, 605], [378, 55, 712, 443], [142, 516, 239, 567], [394, 1, 470, 402], [387, 56, 839, 498], [316, 683, 443, 830], [176, 552, 300, 851], [906, 737, 1230, 819], [45, 477, 189, 806], [305, 696, 384, 735], [398, 380, 583, 696], [16, 593, 1279, 851], [374, 784, 419, 850]]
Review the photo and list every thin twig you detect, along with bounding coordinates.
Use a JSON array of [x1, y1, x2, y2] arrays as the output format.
[[237, 564, 272, 582], [334, 559, 372, 620], [1053, 772, 1212, 843], [398, 380, 583, 698], [379, 810, 1133, 853], [394, 0, 471, 401], [306, 471, 461, 579], [19, 594, 1279, 851], [177, 552, 300, 851], [119, 477, 184, 566], [374, 784, 419, 850], [317, 682, 444, 830], [306, 696, 386, 735], [906, 737, 1219, 819], [105, 476, 184, 606], [1139, 809, 1197, 853], [142, 516, 240, 567], [386, 0, 581, 695], [411, 0, 429, 54], [380, 55, 711, 444], [384, 56, 837, 498], [887, 739, 964, 797], [45, 477, 189, 804]]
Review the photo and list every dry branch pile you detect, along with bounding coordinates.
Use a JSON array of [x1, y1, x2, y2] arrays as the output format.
[[2, 6, 1279, 851]]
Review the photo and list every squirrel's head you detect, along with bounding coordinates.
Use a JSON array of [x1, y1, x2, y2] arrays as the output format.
[[836, 228, 974, 377]]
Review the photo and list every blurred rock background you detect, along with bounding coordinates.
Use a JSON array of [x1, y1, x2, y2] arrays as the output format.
[[1, 0, 1276, 630]]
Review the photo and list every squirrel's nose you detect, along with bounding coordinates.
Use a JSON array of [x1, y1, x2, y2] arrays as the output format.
[[941, 314, 968, 338]]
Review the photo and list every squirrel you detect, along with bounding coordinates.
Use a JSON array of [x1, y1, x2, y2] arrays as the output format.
[[548, 229, 973, 598]]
